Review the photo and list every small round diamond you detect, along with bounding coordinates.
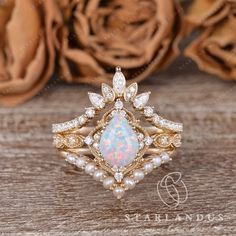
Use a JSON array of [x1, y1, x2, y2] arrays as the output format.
[[155, 134, 171, 147], [65, 134, 79, 148], [144, 106, 154, 117], [115, 100, 123, 110], [85, 107, 95, 118], [53, 134, 64, 148], [173, 134, 182, 147], [138, 133, 144, 140], [78, 115, 87, 125]]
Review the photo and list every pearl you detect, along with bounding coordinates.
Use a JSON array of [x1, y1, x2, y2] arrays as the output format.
[[113, 187, 125, 199], [133, 169, 144, 182], [143, 162, 154, 174], [75, 156, 87, 168], [84, 162, 96, 175], [152, 155, 162, 167], [93, 169, 106, 181], [123, 177, 136, 189], [161, 152, 170, 163], [103, 177, 115, 189]]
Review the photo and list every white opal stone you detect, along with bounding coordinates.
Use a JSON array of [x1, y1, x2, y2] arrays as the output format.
[[99, 113, 139, 168]]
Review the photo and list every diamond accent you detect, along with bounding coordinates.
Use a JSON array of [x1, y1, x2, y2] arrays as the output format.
[[173, 134, 182, 147], [102, 83, 115, 102], [85, 107, 95, 118], [84, 136, 94, 145], [124, 83, 138, 101], [88, 92, 105, 109], [114, 100, 123, 110], [65, 134, 80, 148], [133, 92, 150, 109], [153, 114, 183, 132], [144, 106, 154, 117], [114, 172, 124, 183], [113, 71, 126, 96], [53, 134, 64, 148]]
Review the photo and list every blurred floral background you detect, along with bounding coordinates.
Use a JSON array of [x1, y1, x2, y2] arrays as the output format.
[[0, 0, 235, 107]]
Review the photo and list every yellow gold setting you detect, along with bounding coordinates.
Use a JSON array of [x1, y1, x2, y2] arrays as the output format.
[[52, 67, 183, 199]]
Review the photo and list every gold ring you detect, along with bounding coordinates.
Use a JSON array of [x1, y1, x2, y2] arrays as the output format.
[[52, 67, 183, 199]]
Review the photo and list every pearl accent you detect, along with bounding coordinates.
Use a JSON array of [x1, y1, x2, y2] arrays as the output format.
[[93, 169, 106, 181], [133, 169, 145, 182], [75, 156, 88, 169], [123, 177, 136, 189], [152, 155, 162, 167], [84, 162, 96, 175], [113, 187, 125, 199], [161, 152, 170, 163], [103, 177, 115, 189], [143, 162, 154, 174]]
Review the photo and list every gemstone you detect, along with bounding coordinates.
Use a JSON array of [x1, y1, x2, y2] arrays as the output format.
[[65, 134, 80, 148], [124, 83, 138, 101], [114, 100, 123, 110], [144, 106, 154, 117], [84, 136, 94, 145], [133, 92, 150, 109], [53, 134, 64, 148], [85, 107, 95, 118], [113, 71, 126, 96], [99, 113, 139, 168], [114, 172, 124, 182], [102, 83, 115, 102], [88, 92, 105, 109]]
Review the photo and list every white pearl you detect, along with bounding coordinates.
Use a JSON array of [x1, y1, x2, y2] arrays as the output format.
[[75, 156, 87, 168], [133, 169, 144, 182], [161, 152, 170, 163], [93, 169, 106, 181], [103, 177, 115, 189], [113, 187, 125, 199], [84, 162, 96, 175], [123, 177, 136, 189], [143, 162, 154, 174], [152, 155, 162, 167]]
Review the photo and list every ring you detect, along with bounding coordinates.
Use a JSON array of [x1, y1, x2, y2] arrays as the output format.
[[52, 67, 183, 199]]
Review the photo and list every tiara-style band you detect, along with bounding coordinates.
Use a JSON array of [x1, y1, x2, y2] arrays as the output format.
[[52, 67, 183, 199]]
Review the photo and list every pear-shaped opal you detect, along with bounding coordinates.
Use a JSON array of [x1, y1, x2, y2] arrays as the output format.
[[99, 113, 139, 168]]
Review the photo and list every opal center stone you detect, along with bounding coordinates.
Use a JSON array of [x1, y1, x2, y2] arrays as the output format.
[[99, 113, 139, 168]]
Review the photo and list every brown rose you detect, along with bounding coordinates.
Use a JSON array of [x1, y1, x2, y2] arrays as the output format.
[[0, 0, 60, 106], [184, 0, 236, 81], [56, 0, 182, 85]]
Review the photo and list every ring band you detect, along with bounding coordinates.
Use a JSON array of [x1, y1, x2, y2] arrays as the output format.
[[52, 67, 183, 199]]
